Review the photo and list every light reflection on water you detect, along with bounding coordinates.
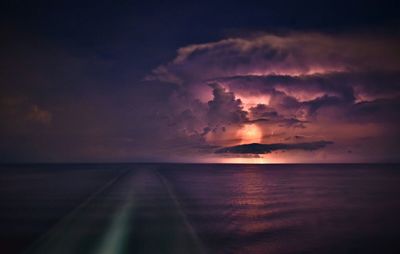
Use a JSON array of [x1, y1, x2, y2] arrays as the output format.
[[160, 164, 400, 254], [1, 164, 400, 254]]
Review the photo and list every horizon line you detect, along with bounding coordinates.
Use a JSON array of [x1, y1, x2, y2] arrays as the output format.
[[1, 161, 399, 165]]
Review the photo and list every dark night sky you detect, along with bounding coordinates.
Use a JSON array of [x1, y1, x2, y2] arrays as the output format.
[[1, 0, 399, 163]]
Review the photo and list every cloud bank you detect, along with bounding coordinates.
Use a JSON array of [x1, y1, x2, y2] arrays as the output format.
[[215, 141, 334, 154]]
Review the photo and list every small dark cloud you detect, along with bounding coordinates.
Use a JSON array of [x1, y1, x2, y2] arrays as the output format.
[[215, 141, 333, 154]]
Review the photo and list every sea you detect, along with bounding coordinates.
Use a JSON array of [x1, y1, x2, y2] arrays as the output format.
[[1, 163, 400, 254]]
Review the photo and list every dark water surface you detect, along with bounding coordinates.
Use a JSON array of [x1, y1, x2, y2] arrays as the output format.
[[1, 164, 400, 254]]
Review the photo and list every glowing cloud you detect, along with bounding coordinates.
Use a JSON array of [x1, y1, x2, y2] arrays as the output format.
[[237, 124, 263, 144], [144, 32, 400, 162]]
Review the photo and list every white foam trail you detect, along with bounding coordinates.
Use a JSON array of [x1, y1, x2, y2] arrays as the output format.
[[24, 169, 129, 254], [95, 192, 134, 254]]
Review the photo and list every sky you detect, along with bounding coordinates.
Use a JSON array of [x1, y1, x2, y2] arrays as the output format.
[[0, 0, 399, 163]]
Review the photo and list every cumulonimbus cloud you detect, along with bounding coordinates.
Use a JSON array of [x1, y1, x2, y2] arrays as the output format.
[[145, 32, 400, 161]]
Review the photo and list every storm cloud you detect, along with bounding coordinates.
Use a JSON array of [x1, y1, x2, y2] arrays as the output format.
[[147, 32, 400, 162]]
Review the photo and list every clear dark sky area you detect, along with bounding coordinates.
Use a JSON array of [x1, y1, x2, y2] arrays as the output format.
[[1, 0, 399, 163]]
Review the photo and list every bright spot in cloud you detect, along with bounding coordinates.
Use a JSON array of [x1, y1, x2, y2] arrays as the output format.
[[237, 124, 263, 144]]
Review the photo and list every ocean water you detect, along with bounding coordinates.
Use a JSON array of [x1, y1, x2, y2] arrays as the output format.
[[0, 164, 400, 254]]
